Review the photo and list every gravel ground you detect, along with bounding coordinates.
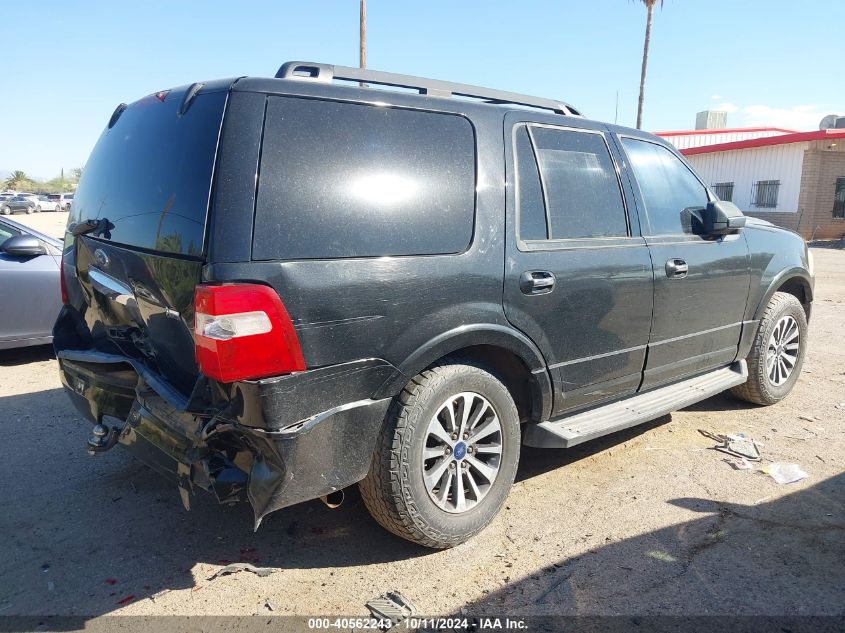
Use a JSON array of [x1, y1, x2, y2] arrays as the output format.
[[0, 217, 842, 621]]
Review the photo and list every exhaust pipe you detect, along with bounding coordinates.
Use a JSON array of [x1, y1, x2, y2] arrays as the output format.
[[320, 490, 345, 509]]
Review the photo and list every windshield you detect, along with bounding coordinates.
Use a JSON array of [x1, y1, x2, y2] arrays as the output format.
[[68, 88, 227, 256]]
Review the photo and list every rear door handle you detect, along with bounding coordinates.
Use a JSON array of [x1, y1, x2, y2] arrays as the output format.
[[665, 258, 689, 278], [519, 271, 556, 295]]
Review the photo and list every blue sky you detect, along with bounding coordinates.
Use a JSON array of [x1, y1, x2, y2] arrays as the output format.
[[2, 0, 843, 179]]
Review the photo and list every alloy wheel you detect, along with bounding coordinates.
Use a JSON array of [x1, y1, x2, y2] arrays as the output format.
[[422, 391, 503, 514], [766, 315, 799, 386]]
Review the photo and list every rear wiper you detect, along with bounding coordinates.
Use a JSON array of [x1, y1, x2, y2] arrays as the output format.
[[70, 218, 115, 239]]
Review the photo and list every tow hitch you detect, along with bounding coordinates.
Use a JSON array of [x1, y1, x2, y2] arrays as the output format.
[[87, 423, 120, 455]]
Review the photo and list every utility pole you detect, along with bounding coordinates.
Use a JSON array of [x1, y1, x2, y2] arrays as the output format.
[[359, 0, 366, 69]]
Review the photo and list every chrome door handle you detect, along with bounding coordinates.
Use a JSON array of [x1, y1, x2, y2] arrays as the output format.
[[519, 271, 556, 295], [665, 258, 688, 278]]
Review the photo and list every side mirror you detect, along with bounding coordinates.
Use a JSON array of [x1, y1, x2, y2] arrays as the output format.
[[704, 200, 746, 236], [1, 235, 45, 256]]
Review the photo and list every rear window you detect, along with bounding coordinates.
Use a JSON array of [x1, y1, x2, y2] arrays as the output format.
[[68, 88, 226, 256], [48, 194, 60, 200], [252, 97, 476, 260]]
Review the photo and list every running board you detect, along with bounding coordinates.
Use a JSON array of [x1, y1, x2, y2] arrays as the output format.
[[523, 361, 748, 449]]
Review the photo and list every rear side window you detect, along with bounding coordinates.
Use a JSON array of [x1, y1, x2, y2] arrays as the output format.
[[253, 97, 476, 260], [622, 138, 709, 235], [527, 127, 628, 240], [514, 126, 548, 240]]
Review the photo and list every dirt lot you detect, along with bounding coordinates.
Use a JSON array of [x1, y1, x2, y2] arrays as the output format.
[[0, 216, 842, 622]]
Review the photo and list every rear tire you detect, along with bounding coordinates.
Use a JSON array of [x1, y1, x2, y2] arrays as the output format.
[[359, 360, 520, 548], [0, 206, 9, 215], [731, 291, 807, 405], [29, 206, 37, 214]]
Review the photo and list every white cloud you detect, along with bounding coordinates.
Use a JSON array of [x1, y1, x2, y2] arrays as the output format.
[[710, 94, 722, 100], [700, 102, 833, 131], [715, 102, 740, 113], [738, 104, 830, 130]]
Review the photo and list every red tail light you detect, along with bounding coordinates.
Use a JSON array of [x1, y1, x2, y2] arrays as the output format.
[[60, 250, 69, 305], [193, 284, 306, 383]]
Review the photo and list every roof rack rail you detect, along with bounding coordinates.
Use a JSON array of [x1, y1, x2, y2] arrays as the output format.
[[275, 61, 580, 116]]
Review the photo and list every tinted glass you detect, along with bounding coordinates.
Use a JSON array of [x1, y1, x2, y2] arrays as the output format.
[[622, 138, 709, 235], [514, 125, 547, 240], [531, 127, 627, 239], [68, 89, 226, 256], [0, 221, 22, 243], [253, 97, 476, 260]]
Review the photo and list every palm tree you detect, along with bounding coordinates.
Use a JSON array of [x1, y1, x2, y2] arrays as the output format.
[[4, 170, 31, 190], [635, 0, 663, 130]]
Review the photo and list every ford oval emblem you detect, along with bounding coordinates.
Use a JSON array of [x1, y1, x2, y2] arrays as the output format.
[[94, 248, 110, 269]]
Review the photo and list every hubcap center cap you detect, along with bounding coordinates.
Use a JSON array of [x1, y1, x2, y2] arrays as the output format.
[[453, 442, 467, 461]]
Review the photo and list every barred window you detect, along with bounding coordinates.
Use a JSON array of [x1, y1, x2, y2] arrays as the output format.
[[752, 180, 780, 208], [834, 177, 845, 219], [712, 182, 734, 202]]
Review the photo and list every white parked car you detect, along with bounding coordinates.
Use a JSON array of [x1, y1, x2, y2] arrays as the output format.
[[46, 193, 73, 211]]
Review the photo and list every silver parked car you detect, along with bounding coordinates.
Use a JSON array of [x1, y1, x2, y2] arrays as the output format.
[[0, 217, 62, 349]]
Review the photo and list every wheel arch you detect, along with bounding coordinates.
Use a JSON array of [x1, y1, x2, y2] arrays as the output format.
[[373, 324, 554, 424], [755, 268, 814, 321]]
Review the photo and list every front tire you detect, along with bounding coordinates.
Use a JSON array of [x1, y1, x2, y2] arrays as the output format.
[[29, 206, 37, 214], [359, 360, 520, 548], [732, 292, 808, 405], [0, 206, 9, 215]]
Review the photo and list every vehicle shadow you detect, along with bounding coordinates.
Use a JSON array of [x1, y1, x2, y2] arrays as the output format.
[[459, 472, 845, 616], [0, 344, 55, 366], [516, 415, 672, 483], [681, 390, 757, 413]]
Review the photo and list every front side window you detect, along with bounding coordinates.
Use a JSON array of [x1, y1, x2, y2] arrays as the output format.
[[0, 222, 22, 243], [253, 97, 476, 260], [833, 177, 845, 219], [529, 127, 627, 240], [752, 180, 780, 208], [622, 138, 709, 235]]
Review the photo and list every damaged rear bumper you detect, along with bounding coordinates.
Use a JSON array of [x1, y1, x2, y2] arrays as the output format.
[[57, 349, 394, 527]]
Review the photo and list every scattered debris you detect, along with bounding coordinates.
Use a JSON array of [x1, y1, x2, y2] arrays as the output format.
[[264, 600, 277, 612], [647, 551, 677, 563], [149, 589, 171, 603], [366, 591, 417, 626], [207, 562, 276, 581], [723, 457, 754, 470], [763, 463, 808, 485], [699, 429, 761, 461], [116, 595, 135, 606]]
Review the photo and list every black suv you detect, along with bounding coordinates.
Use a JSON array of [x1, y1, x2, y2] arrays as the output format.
[[55, 62, 814, 548]]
